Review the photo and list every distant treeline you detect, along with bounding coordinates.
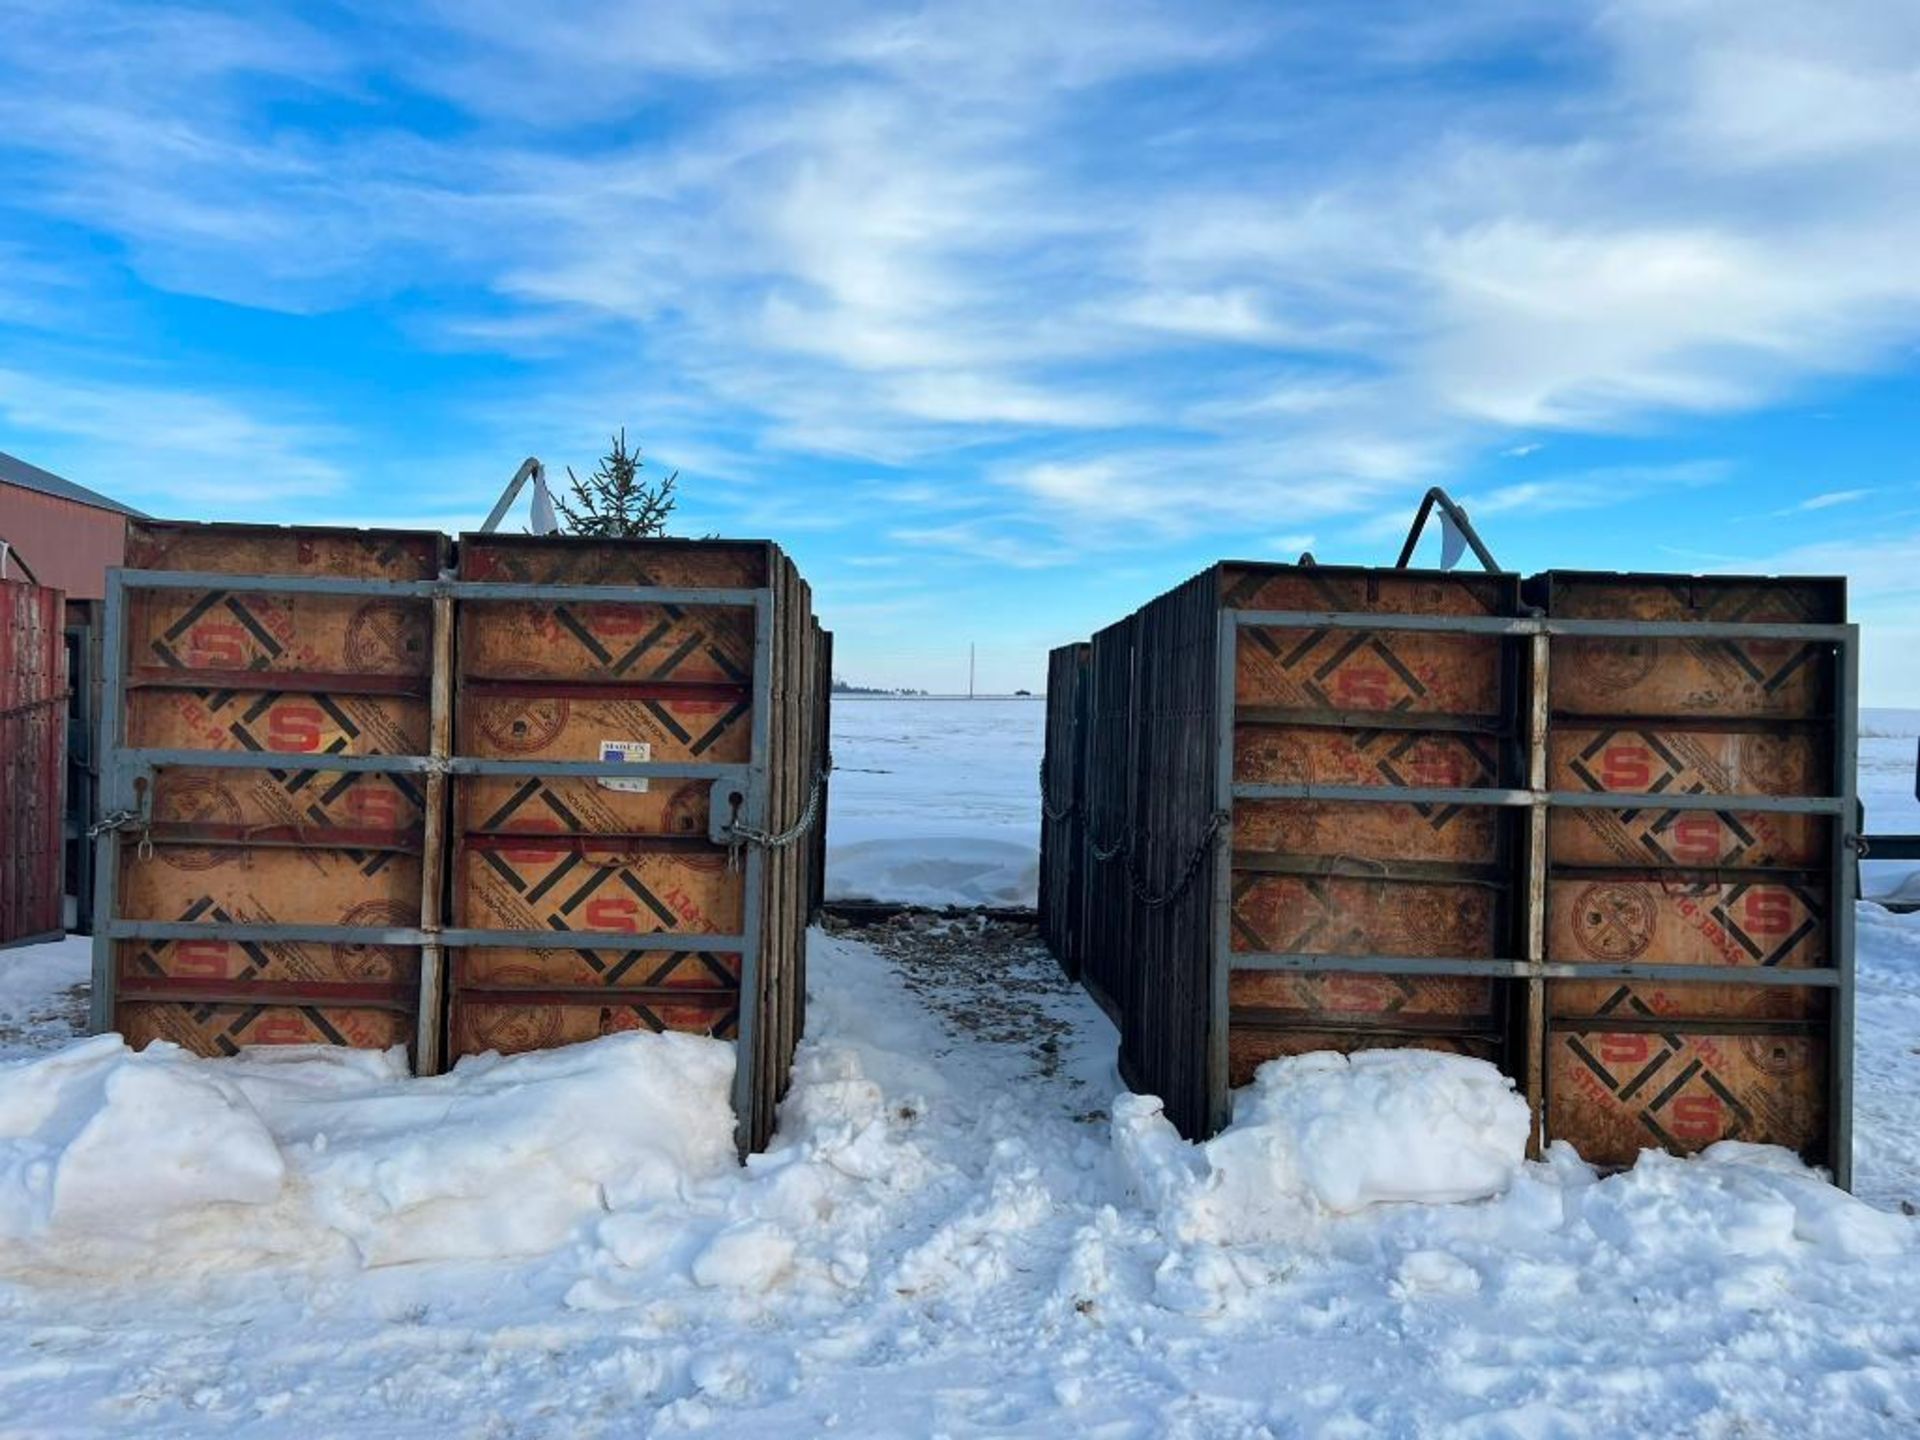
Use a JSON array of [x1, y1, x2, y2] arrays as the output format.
[[831, 679, 930, 696]]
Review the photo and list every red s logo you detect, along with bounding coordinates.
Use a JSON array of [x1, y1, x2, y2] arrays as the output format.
[[1334, 668, 1392, 709], [1669, 1094, 1724, 1140], [268, 704, 324, 752], [1672, 815, 1722, 862], [188, 622, 247, 668], [585, 897, 639, 932], [1744, 889, 1795, 937], [1600, 745, 1653, 790]]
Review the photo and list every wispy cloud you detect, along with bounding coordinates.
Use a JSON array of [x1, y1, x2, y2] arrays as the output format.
[[0, 366, 345, 512], [1775, 488, 1872, 515], [0, 0, 1914, 672]]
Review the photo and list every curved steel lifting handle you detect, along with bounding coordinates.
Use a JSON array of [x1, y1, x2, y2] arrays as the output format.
[[1394, 486, 1501, 572], [479, 457, 545, 534], [0, 535, 42, 584]]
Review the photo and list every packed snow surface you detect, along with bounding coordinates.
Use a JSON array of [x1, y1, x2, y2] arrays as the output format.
[[0, 703, 1914, 1433], [0, 1031, 736, 1274], [0, 921, 1914, 1435], [825, 697, 1042, 907]]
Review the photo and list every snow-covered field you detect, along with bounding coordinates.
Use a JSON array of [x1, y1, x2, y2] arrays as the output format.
[[0, 699, 1914, 1437], [825, 698, 1044, 908]]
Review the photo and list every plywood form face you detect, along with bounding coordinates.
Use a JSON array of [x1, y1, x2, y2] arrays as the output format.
[[458, 602, 754, 687], [449, 991, 738, 1057], [119, 845, 421, 927], [1545, 573, 1840, 719], [129, 591, 433, 683], [1549, 976, 1825, 1025], [1547, 1027, 1826, 1165], [1553, 635, 1830, 718], [1536, 571, 1845, 1176], [121, 1002, 413, 1056], [112, 847, 419, 1058], [1229, 969, 1498, 1022], [147, 768, 424, 844], [459, 840, 743, 938], [124, 525, 443, 580], [1220, 568, 1512, 618], [461, 774, 719, 847], [1235, 724, 1500, 790], [1233, 799, 1501, 869], [1547, 876, 1826, 969], [459, 946, 739, 990], [104, 524, 443, 1064], [458, 538, 767, 590], [445, 537, 798, 1090], [1236, 629, 1502, 717], [1544, 574, 1842, 624], [1546, 727, 1825, 867], [117, 929, 417, 989], [131, 688, 427, 756], [457, 688, 747, 841], [1235, 725, 1503, 866], [1230, 875, 1497, 958]]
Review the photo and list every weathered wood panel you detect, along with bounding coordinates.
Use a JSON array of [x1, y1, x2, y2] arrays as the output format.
[[1534, 570, 1844, 1173], [105, 522, 443, 1058], [1547, 876, 1825, 969], [120, 1002, 413, 1054], [449, 535, 821, 1156], [1547, 726, 1826, 868], [1221, 565, 1521, 1132], [1080, 617, 1136, 1031], [1546, 1027, 1827, 1165], [1039, 643, 1090, 978]]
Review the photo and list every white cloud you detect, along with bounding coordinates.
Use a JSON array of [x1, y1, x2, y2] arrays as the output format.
[[1776, 488, 1873, 515], [1463, 460, 1731, 516], [0, 366, 345, 512], [0, 0, 1917, 567]]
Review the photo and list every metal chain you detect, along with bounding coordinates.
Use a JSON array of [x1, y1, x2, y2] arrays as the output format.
[[88, 807, 153, 861], [87, 809, 142, 838], [1119, 810, 1230, 909], [1038, 757, 1076, 823], [1088, 825, 1131, 863], [724, 766, 831, 868]]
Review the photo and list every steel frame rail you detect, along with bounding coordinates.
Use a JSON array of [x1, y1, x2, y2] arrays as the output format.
[[1208, 604, 1860, 1187], [90, 566, 777, 1150]]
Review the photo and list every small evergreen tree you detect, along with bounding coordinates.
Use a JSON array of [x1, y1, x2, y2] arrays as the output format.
[[557, 429, 678, 537]]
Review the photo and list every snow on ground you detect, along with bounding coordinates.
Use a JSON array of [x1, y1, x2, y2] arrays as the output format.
[[0, 702, 1914, 1434], [0, 915, 1914, 1436], [825, 697, 1043, 908], [1860, 708, 1920, 905], [0, 933, 89, 1061]]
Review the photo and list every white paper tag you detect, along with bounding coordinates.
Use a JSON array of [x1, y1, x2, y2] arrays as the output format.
[[598, 740, 651, 792]]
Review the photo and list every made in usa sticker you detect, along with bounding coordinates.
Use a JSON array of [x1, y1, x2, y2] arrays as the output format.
[[598, 740, 651, 792]]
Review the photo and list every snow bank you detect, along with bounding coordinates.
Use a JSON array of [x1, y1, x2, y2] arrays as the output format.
[[0, 1029, 737, 1274], [1115, 1049, 1531, 1250], [0, 1034, 284, 1244], [826, 835, 1037, 908], [825, 697, 1043, 908]]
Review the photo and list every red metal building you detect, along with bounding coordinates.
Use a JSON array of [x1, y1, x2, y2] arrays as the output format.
[[1, 452, 143, 945], [0, 450, 138, 597]]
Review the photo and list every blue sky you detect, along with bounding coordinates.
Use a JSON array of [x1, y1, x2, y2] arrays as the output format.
[[1, 1, 1918, 698]]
